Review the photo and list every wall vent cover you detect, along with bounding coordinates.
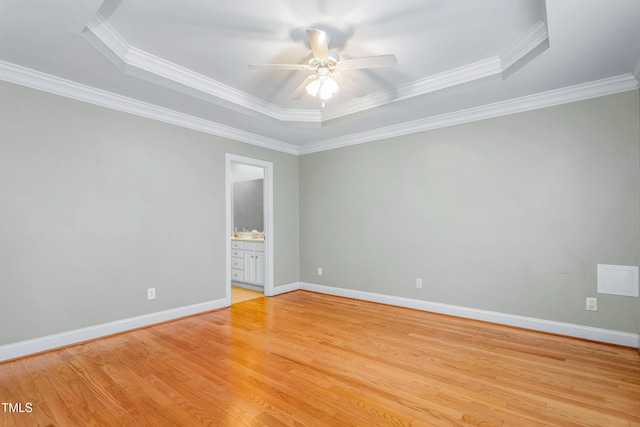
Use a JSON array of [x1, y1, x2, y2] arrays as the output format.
[[597, 264, 639, 297]]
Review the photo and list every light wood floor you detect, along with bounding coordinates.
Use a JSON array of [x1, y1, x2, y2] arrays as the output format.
[[231, 285, 264, 304], [1, 291, 639, 426]]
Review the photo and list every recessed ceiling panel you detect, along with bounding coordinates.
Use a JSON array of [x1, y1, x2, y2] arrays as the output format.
[[1, 0, 639, 153], [100, 0, 544, 107]]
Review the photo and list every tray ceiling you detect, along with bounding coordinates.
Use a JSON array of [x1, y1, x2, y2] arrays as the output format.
[[1, 0, 639, 154]]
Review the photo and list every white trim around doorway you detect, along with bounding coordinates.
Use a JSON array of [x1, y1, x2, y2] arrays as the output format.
[[225, 154, 274, 305]]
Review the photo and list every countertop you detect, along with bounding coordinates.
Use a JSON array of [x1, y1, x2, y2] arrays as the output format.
[[231, 231, 264, 241]]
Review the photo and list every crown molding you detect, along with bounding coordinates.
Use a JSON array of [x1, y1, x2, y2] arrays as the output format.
[[322, 19, 549, 122], [500, 20, 548, 72], [321, 56, 503, 121], [298, 74, 640, 155], [83, 13, 320, 124], [2, 59, 637, 157], [82, 13, 549, 126], [0, 60, 299, 155], [633, 56, 640, 81], [83, 11, 129, 65]]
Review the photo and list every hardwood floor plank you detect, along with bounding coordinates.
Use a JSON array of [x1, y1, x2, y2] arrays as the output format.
[[6, 361, 58, 426], [0, 364, 22, 427], [232, 286, 264, 304], [1, 290, 639, 426], [145, 374, 226, 426], [21, 356, 84, 426]]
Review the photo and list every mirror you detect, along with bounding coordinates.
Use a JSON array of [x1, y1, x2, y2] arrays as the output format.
[[233, 179, 264, 232]]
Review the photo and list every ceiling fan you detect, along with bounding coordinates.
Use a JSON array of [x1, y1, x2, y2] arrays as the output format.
[[249, 29, 397, 103]]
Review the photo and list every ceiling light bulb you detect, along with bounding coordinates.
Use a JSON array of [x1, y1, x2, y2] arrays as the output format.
[[305, 68, 339, 100], [319, 77, 339, 99], [305, 79, 321, 97]]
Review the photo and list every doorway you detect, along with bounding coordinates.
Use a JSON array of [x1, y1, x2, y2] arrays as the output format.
[[225, 154, 274, 306]]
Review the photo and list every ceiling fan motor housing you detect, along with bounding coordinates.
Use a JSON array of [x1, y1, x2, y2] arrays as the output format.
[[307, 51, 340, 69]]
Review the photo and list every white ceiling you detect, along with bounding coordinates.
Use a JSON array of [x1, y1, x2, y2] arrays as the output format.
[[1, 0, 639, 154]]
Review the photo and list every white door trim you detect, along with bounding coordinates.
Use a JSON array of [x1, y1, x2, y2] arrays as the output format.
[[225, 154, 274, 305]]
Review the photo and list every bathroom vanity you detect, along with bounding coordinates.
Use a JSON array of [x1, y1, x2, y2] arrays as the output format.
[[231, 238, 265, 289]]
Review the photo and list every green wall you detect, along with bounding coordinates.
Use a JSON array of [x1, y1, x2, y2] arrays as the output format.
[[0, 81, 299, 345], [1, 78, 639, 347], [300, 90, 640, 334]]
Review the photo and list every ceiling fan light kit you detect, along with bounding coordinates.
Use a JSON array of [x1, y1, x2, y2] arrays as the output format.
[[305, 66, 340, 100], [249, 28, 397, 105]]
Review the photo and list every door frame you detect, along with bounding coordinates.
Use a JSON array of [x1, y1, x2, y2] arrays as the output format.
[[225, 154, 274, 305]]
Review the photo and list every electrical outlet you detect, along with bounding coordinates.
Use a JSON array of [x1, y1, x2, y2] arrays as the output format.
[[586, 297, 597, 311], [148, 288, 156, 300], [318, 267, 323, 276], [416, 278, 423, 289]]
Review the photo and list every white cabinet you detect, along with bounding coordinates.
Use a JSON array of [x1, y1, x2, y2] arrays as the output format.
[[255, 251, 265, 286], [243, 250, 256, 283], [231, 241, 244, 282], [231, 256, 243, 270], [231, 240, 264, 288], [231, 269, 243, 281]]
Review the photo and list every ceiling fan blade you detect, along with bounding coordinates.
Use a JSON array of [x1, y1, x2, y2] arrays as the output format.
[[291, 75, 317, 100], [335, 74, 366, 98], [337, 54, 398, 70], [306, 28, 329, 60], [249, 63, 311, 71]]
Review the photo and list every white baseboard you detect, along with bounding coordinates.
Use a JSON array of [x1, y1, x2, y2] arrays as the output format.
[[0, 298, 227, 362], [272, 282, 301, 296], [3, 284, 637, 362], [300, 282, 640, 348]]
